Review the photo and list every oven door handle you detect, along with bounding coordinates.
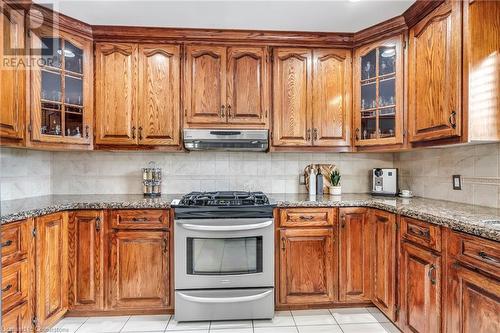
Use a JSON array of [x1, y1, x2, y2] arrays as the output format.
[[179, 220, 273, 231], [177, 290, 273, 304]]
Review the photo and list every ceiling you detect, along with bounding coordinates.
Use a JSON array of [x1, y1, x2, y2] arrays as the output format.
[[34, 0, 416, 33]]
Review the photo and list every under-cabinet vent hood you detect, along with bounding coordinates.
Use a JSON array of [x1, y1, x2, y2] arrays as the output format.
[[183, 129, 268, 152]]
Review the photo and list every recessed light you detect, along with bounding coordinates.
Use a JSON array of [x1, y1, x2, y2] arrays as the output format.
[[57, 49, 75, 58]]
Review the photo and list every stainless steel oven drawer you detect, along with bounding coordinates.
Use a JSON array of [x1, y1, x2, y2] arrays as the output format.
[[175, 288, 274, 322]]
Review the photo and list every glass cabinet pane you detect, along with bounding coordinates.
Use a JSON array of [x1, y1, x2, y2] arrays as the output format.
[[41, 37, 62, 68], [379, 46, 396, 76], [64, 41, 83, 74], [65, 76, 83, 106], [361, 49, 376, 80], [361, 83, 376, 110], [379, 78, 395, 107], [41, 70, 62, 102], [41, 103, 62, 136]]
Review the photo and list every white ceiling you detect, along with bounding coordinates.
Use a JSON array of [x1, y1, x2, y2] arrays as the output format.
[[34, 0, 415, 33]]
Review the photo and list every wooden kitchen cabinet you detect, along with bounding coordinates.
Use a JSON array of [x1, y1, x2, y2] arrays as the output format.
[[353, 35, 404, 148], [339, 208, 372, 302], [1, 301, 31, 333], [184, 45, 269, 128], [68, 211, 105, 312], [408, 0, 462, 143], [0, 4, 26, 144], [35, 212, 69, 330], [272, 48, 351, 148], [278, 228, 337, 305], [370, 210, 397, 321], [109, 230, 170, 310], [399, 241, 441, 333]]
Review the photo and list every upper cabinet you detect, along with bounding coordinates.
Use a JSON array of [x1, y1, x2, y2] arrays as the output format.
[[408, 0, 462, 143], [0, 5, 26, 143], [272, 48, 351, 148], [184, 45, 269, 128], [30, 28, 93, 147], [95, 43, 181, 148], [353, 35, 404, 147]]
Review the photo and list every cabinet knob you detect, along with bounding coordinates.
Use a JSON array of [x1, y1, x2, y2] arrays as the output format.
[[132, 126, 136, 139], [95, 217, 101, 232], [428, 264, 436, 285], [138, 126, 143, 140], [449, 111, 457, 129], [163, 238, 168, 253], [220, 105, 226, 118], [227, 105, 232, 118], [281, 236, 286, 250]]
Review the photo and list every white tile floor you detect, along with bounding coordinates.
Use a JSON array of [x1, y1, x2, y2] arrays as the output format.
[[51, 307, 401, 333]]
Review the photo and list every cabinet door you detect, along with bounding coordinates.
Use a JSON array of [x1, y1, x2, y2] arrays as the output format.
[[339, 208, 372, 302], [0, 6, 25, 141], [446, 261, 500, 333], [226, 46, 269, 126], [138, 44, 181, 146], [109, 230, 170, 310], [279, 228, 336, 305], [400, 241, 441, 333], [408, 0, 462, 142], [2, 302, 31, 333], [184, 45, 226, 125], [272, 48, 312, 146], [371, 210, 397, 321], [312, 49, 351, 147], [35, 212, 68, 330], [95, 42, 138, 145], [68, 211, 104, 312]]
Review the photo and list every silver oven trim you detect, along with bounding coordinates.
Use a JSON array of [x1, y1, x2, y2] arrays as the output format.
[[178, 220, 272, 232], [177, 289, 273, 304]]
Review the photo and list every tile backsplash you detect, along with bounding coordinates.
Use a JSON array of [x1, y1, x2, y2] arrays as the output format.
[[395, 143, 500, 208]]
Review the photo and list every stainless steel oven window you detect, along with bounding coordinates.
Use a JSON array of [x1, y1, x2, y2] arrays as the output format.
[[186, 236, 263, 275]]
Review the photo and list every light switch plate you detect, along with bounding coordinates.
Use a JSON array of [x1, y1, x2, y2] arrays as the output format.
[[452, 175, 462, 190]]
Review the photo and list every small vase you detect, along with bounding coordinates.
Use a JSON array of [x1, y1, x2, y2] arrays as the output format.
[[330, 186, 342, 196]]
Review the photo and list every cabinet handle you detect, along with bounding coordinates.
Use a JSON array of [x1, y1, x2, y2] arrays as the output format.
[[306, 129, 311, 141], [220, 105, 226, 118], [281, 236, 286, 250], [138, 126, 143, 140], [428, 264, 436, 285], [2, 284, 12, 292], [449, 111, 457, 129], [355, 128, 360, 141], [1, 240, 13, 248], [408, 226, 430, 239], [227, 105, 232, 118], [131, 217, 148, 222], [478, 251, 500, 264], [341, 215, 346, 228], [163, 238, 168, 253], [376, 216, 389, 223], [95, 217, 101, 232], [85, 125, 89, 139], [132, 126, 136, 139], [313, 128, 318, 141], [299, 215, 314, 220]]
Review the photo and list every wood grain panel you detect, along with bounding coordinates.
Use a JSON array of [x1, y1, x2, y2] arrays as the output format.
[[279, 228, 336, 305], [408, 0, 462, 142], [1, 301, 31, 333], [0, 5, 25, 141], [1, 219, 30, 267], [226, 46, 269, 126], [399, 241, 441, 333], [138, 44, 181, 146], [401, 216, 442, 252], [272, 48, 312, 146], [68, 211, 104, 312], [35, 212, 68, 330], [312, 49, 351, 147], [279, 207, 336, 228], [109, 230, 170, 310], [1, 260, 29, 314], [184, 45, 227, 125], [339, 207, 372, 302], [111, 210, 169, 230], [95, 42, 138, 145]]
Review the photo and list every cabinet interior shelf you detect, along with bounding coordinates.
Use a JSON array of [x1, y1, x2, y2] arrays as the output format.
[[361, 104, 396, 113], [41, 66, 83, 79], [360, 72, 395, 85]]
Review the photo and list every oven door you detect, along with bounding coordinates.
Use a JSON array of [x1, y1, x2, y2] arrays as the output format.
[[174, 218, 274, 290]]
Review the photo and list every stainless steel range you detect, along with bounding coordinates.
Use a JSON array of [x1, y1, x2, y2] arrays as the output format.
[[172, 191, 275, 322]]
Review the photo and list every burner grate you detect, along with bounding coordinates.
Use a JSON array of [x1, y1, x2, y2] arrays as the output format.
[[179, 191, 269, 206]]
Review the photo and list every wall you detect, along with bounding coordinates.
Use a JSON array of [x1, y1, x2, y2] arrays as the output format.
[[0, 148, 53, 201], [395, 143, 500, 208]]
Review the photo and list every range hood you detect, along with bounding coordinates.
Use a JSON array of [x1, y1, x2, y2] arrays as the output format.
[[183, 129, 268, 152]]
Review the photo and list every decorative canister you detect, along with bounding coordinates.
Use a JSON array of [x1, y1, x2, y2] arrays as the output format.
[[142, 161, 162, 197]]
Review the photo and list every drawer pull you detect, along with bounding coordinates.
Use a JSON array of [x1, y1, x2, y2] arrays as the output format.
[[163, 238, 168, 253], [2, 284, 12, 292], [299, 215, 314, 221], [428, 265, 436, 285], [408, 226, 430, 239], [281, 237, 286, 250], [1, 240, 13, 248], [131, 217, 148, 222], [95, 217, 101, 232], [478, 251, 500, 264], [376, 216, 389, 223]]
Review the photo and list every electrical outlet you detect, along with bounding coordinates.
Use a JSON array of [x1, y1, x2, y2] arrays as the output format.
[[452, 175, 462, 190]]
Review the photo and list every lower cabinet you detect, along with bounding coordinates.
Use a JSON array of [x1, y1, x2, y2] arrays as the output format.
[[339, 208, 372, 302], [399, 241, 441, 333], [108, 230, 170, 310], [35, 212, 69, 330], [68, 211, 105, 312], [1, 301, 31, 333], [278, 228, 337, 305]]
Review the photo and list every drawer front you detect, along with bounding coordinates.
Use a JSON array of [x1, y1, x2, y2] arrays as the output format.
[[112, 210, 170, 229], [449, 231, 500, 276], [401, 216, 442, 252], [1, 260, 29, 313], [1, 220, 30, 266], [2, 301, 30, 333], [280, 208, 336, 227]]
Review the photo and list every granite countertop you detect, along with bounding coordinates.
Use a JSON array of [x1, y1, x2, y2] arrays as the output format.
[[1, 193, 499, 242]]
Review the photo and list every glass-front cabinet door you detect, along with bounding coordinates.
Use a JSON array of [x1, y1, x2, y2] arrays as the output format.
[[30, 28, 92, 146], [353, 35, 404, 146]]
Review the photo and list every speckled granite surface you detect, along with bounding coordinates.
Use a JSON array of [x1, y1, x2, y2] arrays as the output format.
[[2, 193, 499, 242]]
